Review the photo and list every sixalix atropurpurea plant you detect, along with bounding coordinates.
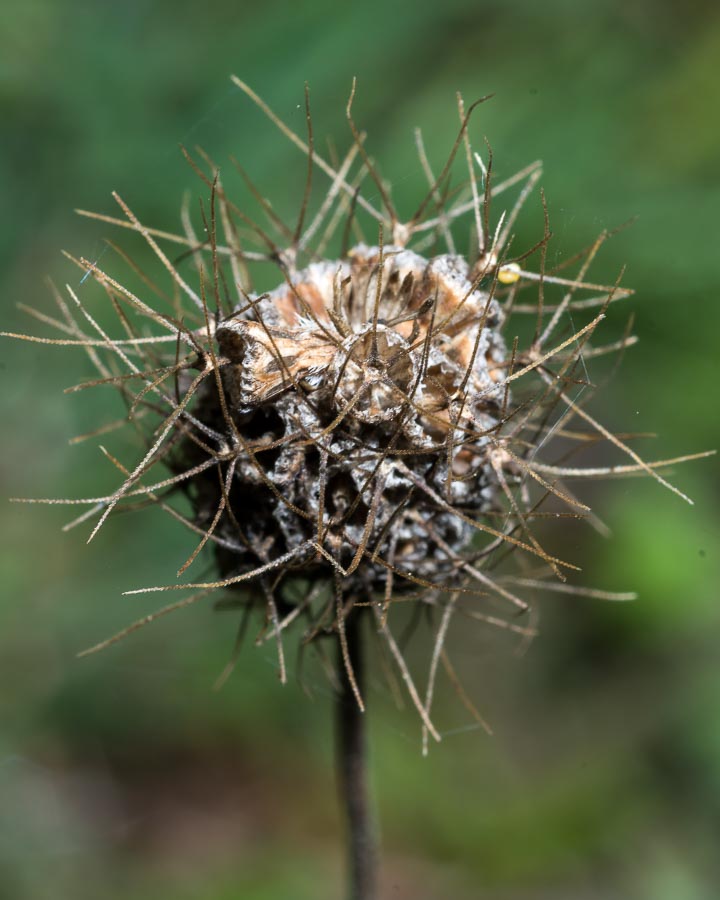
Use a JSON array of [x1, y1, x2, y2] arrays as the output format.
[[5, 79, 713, 900]]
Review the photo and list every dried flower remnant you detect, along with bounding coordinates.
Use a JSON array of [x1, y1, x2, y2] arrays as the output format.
[[7, 78, 716, 900], [206, 242, 511, 597], [5, 78, 712, 731]]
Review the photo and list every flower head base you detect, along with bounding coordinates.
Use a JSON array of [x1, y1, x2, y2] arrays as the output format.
[[208, 243, 508, 592], [5, 79, 711, 733]]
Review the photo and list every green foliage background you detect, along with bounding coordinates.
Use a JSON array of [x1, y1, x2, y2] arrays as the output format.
[[1, 1, 718, 897]]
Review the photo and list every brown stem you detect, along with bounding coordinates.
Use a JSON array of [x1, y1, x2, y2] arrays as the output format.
[[336, 613, 377, 900]]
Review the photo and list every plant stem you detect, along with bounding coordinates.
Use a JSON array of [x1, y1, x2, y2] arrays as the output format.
[[336, 614, 377, 900]]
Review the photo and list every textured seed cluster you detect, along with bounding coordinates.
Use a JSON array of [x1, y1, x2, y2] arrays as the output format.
[[187, 244, 507, 590], [8, 80, 697, 700]]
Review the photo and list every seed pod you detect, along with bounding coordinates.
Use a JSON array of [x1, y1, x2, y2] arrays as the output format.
[[4, 81, 709, 730], [201, 242, 508, 595]]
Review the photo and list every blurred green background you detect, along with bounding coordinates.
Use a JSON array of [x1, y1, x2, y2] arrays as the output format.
[[1, 0, 719, 897]]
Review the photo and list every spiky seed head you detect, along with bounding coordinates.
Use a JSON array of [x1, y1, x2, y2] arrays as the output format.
[[203, 243, 507, 592], [4, 81, 711, 730]]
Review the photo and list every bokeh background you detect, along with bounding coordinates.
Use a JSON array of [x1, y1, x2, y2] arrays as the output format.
[[1, 1, 719, 897]]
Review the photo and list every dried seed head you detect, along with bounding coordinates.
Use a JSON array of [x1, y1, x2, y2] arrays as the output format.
[[5, 80, 712, 732], [204, 242, 507, 592]]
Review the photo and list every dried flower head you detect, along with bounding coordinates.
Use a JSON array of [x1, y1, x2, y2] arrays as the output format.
[[5, 79, 711, 737]]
